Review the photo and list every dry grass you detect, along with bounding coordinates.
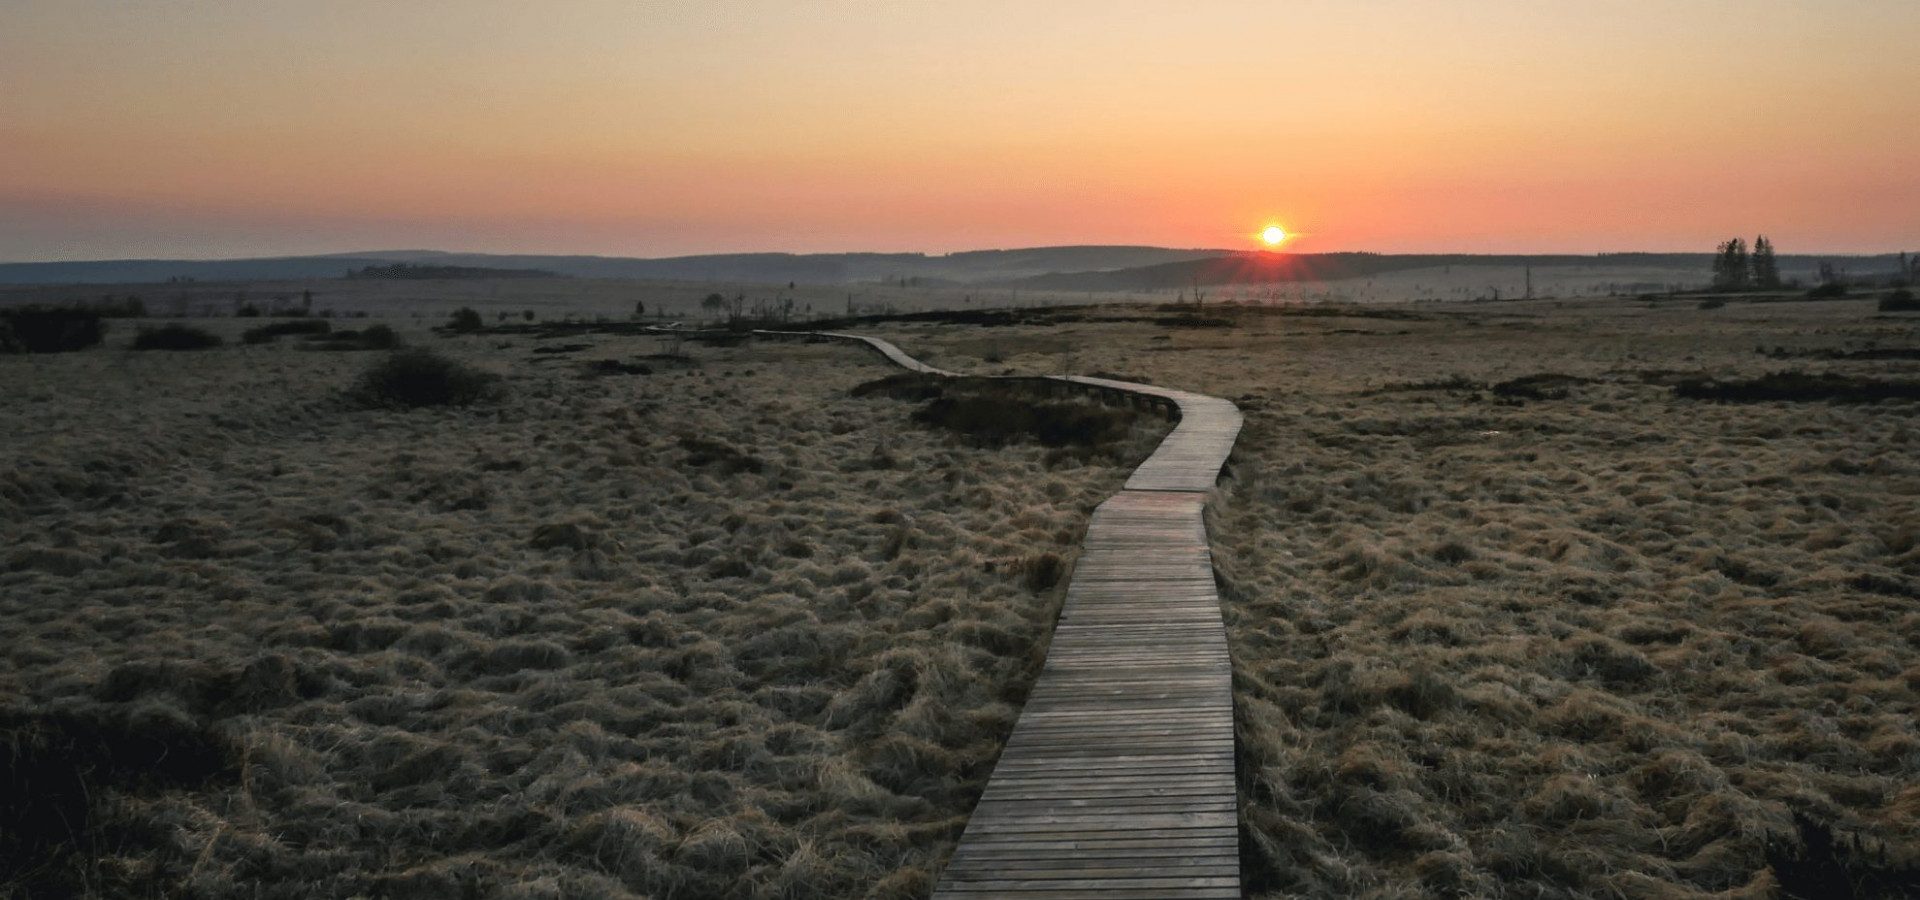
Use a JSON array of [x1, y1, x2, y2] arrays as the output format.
[[883, 296, 1919, 898], [0, 325, 1165, 896]]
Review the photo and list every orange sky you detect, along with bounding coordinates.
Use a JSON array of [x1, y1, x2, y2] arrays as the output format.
[[2, 1, 1916, 260]]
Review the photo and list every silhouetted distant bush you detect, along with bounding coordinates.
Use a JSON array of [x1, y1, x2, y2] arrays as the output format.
[[447, 307, 485, 333], [1676, 371, 1920, 403], [1697, 298, 1727, 310], [1807, 282, 1849, 300], [352, 348, 499, 408], [0, 307, 107, 353], [242, 319, 331, 344], [1880, 289, 1919, 312], [132, 324, 222, 351]]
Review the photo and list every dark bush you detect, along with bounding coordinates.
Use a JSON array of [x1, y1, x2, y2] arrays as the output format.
[[1807, 282, 1849, 300], [352, 348, 500, 408], [1697, 298, 1727, 310], [448, 307, 485, 333], [1880, 289, 1919, 312], [1675, 371, 1920, 403], [242, 319, 330, 344], [131, 324, 222, 351], [0, 307, 106, 353]]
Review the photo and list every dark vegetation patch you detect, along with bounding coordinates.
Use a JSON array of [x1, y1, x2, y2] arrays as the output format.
[[531, 343, 592, 354], [306, 324, 401, 351], [1, 705, 241, 897], [1675, 371, 1920, 404], [130, 324, 222, 351], [807, 306, 1088, 329], [1766, 812, 1920, 900], [0, 307, 107, 353], [1880, 289, 1919, 312], [1491, 373, 1593, 401], [242, 319, 332, 344], [678, 435, 766, 474], [581, 359, 653, 377], [854, 374, 1141, 456], [351, 348, 500, 408], [1760, 344, 1920, 361], [1088, 371, 1153, 384], [1375, 373, 1591, 401]]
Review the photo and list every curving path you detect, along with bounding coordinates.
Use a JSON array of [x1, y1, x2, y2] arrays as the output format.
[[757, 330, 1244, 898]]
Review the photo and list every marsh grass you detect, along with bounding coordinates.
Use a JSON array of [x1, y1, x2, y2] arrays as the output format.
[[0, 334, 1165, 896]]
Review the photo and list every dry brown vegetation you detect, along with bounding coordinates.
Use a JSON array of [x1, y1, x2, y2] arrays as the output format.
[[0, 323, 1165, 896], [876, 296, 1919, 898]]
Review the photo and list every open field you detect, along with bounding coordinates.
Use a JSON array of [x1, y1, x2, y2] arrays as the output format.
[[0, 321, 1167, 897], [858, 296, 1919, 897]]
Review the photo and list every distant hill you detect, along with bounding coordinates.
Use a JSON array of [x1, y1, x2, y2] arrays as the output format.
[[0, 246, 1906, 289], [0, 246, 1231, 286]]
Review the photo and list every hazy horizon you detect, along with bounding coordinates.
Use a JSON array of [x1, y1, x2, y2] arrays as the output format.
[[5, 2, 1917, 261]]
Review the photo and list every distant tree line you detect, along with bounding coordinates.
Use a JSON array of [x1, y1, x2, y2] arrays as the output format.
[[346, 263, 559, 280]]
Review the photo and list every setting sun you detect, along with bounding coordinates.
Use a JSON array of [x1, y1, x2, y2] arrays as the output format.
[[1260, 225, 1288, 247]]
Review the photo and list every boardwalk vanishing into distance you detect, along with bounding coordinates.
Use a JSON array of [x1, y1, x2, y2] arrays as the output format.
[[757, 330, 1245, 898]]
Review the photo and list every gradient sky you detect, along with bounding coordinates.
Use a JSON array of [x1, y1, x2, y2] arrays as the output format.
[[3, 1, 1916, 261]]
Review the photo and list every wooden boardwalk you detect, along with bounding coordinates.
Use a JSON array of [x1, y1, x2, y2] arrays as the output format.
[[756, 330, 1244, 898]]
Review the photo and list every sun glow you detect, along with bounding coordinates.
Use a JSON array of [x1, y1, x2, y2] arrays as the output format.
[[1260, 225, 1288, 247]]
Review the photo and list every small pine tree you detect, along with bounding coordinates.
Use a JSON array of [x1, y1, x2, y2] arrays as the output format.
[[1751, 235, 1781, 290]]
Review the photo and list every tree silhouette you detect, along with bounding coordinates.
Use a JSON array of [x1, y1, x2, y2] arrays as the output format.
[[1712, 238, 1750, 291], [1751, 235, 1781, 290]]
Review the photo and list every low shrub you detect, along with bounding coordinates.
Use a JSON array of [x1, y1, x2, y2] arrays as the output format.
[[1807, 282, 1849, 300], [1675, 371, 1920, 403], [447, 307, 485, 333], [352, 348, 500, 408], [0, 307, 106, 353], [1880, 289, 1919, 312], [131, 324, 222, 351], [242, 319, 331, 344], [1697, 298, 1727, 310]]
